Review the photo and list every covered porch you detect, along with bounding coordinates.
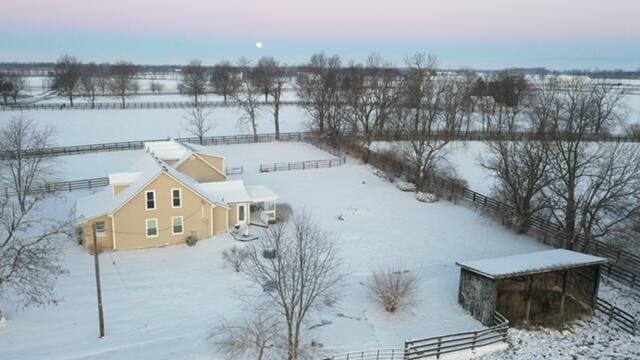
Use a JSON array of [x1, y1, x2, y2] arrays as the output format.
[[247, 185, 279, 227]]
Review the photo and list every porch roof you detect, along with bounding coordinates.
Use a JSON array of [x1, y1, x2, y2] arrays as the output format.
[[246, 185, 278, 203]]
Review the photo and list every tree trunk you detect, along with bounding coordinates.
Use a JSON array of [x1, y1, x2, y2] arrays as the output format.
[[274, 95, 281, 140], [69, 93, 74, 107]]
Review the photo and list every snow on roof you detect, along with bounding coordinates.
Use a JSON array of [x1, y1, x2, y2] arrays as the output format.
[[181, 142, 224, 159], [456, 249, 608, 279], [144, 140, 190, 161], [108, 172, 141, 185], [76, 188, 114, 220], [77, 152, 229, 220], [246, 185, 278, 203], [197, 180, 251, 204]]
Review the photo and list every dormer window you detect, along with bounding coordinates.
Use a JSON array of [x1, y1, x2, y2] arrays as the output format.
[[146, 190, 156, 210]]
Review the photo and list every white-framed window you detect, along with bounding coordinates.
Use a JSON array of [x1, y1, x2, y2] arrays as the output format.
[[171, 188, 182, 208], [145, 190, 156, 210], [95, 221, 106, 237], [146, 218, 158, 238], [238, 204, 246, 222], [172, 216, 184, 235]]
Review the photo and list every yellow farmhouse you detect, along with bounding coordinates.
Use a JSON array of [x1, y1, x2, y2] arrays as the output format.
[[76, 140, 278, 251]]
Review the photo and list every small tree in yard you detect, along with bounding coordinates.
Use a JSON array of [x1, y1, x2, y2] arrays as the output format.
[[0, 116, 71, 320], [222, 245, 249, 272], [183, 106, 215, 145], [242, 212, 344, 360], [212, 314, 281, 360], [369, 267, 420, 313]]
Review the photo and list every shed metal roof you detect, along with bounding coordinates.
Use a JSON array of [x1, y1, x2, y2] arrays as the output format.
[[456, 249, 608, 280]]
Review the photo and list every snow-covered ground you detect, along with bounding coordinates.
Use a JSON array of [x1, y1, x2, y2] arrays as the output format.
[[0, 142, 555, 360], [0, 106, 311, 146]]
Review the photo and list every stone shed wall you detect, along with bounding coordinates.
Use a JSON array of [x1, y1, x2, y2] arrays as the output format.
[[458, 268, 497, 326]]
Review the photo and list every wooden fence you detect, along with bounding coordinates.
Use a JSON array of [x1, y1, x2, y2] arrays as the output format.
[[325, 349, 405, 360], [459, 187, 640, 292], [0, 100, 306, 111], [2, 130, 639, 161], [0, 132, 312, 160], [404, 312, 509, 359], [2, 177, 110, 196], [595, 298, 639, 335], [259, 156, 346, 173]]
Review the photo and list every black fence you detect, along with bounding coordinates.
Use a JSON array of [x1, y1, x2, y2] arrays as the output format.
[[595, 297, 638, 335], [259, 157, 346, 173], [0, 132, 313, 160], [4, 130, 638, 161], [0, 100, 306, 111], [459, 187, 640, 292], [2, 177, 110, 196]]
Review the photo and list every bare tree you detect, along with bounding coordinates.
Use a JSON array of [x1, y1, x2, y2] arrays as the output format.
[[51, 54, 82, 106], [254, 57, 279, 103], [242, 212, 343, 360], [108, 61, 139, 108], [0, 115, 57, 212], [234, 58, 261, 142], [341, 53, 398, 162], [8, 75, 25, 104], [211, 314, 281, 360], [542, 78, 640, 249], [0, 116, 70, 318], [479, 140, 551, 233], [210, 60, 241, 104], [179, 59, 209, 105], [0, 74, 13, 105], [149, 79, 164, 94], [368, 267, 420, 313], [183, 106, 215, 145], [296, 53, 344, 146], [80, 62, 100, 108], [392, 54, 462, 192]]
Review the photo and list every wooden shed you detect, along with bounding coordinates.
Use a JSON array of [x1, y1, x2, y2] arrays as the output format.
[[456, 249, 608, 326]]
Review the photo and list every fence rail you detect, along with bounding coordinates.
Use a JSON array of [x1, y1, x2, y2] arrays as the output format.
[[404, 312, 509, 359], [2, 130, 639, 161], [2, 177, 110, 196], [0, 132, 313, 160], [259, 156, 346, 173], [326, 348, 405, 360], [595, 298, 639, 335], [0, 100, 307, 111], [458, 186, 640, 291]]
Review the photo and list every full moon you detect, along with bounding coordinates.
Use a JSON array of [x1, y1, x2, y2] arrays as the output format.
[[255, 42, 263, 49]]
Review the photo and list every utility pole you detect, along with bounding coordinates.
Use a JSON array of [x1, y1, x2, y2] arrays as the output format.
[[92, 223, 105, 338]]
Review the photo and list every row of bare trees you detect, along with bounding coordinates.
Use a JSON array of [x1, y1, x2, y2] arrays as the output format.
[[480, 78, 640, 251], [51, 55, 139, 108]]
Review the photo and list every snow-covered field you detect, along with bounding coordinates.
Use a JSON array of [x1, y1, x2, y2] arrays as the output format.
[[0, 142, 556, 359], [0, 106, 311, 146]]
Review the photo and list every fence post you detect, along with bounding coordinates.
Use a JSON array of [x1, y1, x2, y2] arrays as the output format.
[[404, 341, 409, 360], [472, 331, 477, 350], [437, 337, 442, 359]]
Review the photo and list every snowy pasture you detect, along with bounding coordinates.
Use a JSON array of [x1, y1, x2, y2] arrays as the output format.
[[0, 142, 556, 359], [0, 106, 311, 147]]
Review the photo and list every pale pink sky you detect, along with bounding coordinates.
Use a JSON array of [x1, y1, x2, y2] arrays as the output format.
[[2, 0, 639, 68], [4, 0, 639, 41]]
